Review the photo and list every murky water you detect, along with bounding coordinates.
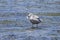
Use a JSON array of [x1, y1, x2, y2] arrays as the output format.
[[0, 0, 60, 40], [0, 13, 60, 40]]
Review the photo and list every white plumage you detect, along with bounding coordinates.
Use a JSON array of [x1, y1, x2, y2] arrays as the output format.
[[27, 13, 42, 28]]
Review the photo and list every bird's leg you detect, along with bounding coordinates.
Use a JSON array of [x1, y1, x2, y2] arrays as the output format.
[[36, 24, 38, 28], [31, 24, 34, 29], [32, 24, 33, 27]]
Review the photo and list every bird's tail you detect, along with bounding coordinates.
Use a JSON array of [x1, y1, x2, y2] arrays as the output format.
[[40, 18, 43, 22]]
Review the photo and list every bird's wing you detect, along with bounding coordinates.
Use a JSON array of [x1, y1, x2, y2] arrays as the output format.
[[37, 18, 41, 22], [34, 15, 39, 18]]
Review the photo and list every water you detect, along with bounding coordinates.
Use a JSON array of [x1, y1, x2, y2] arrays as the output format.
[[0, 0, 60, 13], [0, 13, 60, 40], [0, 0, 60, 40]]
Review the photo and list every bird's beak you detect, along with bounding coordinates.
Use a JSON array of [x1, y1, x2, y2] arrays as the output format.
[[26, 16, 28, 19]]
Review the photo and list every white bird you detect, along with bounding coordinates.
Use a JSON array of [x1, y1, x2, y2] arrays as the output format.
[[27, 13, 42, 28]]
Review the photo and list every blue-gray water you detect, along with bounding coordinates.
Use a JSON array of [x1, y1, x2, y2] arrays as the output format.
[[0, 0, 60, 40]]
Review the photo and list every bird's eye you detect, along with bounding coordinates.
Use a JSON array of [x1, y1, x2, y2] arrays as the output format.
[[28, 16, 30, 17]]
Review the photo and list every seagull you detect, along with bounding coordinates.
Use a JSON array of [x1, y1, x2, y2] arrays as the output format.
[[27, 13, 42, 28]]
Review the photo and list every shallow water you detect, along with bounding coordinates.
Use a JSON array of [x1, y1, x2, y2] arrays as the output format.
[[0, 13, 60, 40], [0, 0, 60, 40], [0, 0, 60, 13]]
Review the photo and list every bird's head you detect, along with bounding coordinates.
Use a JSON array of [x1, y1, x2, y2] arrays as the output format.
[[27, 13, 33, 19], [28, 13, 33, 17]]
